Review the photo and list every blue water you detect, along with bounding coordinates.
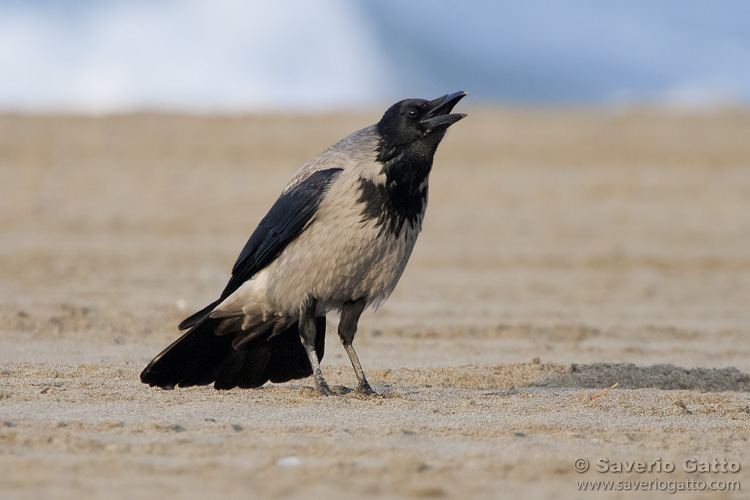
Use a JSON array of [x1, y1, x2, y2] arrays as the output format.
[[1, 0, 748, 112]]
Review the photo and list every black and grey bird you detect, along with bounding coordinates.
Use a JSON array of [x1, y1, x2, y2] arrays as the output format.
[[140, 91, 467, 395]]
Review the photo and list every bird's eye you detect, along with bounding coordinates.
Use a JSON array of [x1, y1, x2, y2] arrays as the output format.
[[405, 108, 418, 119]]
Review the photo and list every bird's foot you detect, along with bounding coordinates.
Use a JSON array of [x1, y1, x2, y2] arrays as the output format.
[[355, 382, 378, 397], [313, 379, 334, 396]]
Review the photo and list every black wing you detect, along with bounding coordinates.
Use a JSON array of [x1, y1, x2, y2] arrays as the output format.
[[178, 167, 342, 330]]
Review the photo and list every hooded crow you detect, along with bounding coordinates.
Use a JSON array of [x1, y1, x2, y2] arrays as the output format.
[[140, 91, 467, 395]]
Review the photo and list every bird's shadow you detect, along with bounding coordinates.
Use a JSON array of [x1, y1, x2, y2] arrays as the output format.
[[295, 385, 394, 399]]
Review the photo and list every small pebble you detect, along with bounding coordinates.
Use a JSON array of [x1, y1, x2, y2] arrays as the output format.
[[277, 456, 301, 467]]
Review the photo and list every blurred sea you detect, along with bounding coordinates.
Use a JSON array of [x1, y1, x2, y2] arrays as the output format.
[[1, 0, 749, 112]]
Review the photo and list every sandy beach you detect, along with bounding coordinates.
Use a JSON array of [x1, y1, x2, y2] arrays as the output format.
[[1, 108, 749, 499]]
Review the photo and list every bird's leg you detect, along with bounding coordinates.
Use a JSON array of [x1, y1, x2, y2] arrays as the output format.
[[339, 299, 374, 395], [299, 298, 333, 396]]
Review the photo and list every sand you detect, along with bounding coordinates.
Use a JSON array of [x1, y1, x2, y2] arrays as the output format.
[[1, 108, 749, 499]]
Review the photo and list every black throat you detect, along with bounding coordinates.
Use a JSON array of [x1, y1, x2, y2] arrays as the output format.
[[357, 141, 436, 238]]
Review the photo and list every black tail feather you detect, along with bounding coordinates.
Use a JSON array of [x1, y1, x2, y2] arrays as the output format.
[[235, 344, 273, 389], [140, 318, 232, 388], [264, 317, 324, 383], [177, 300, 221, 331], [213, 347, 253, 390], [140, 315, 326, 390]]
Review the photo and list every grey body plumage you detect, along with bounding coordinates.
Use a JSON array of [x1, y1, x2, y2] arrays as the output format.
[[141, 91, 467, 394]]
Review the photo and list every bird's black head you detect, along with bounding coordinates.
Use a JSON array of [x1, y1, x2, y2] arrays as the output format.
[[357, 92, 466, 238], [376, 91, 467, 158]]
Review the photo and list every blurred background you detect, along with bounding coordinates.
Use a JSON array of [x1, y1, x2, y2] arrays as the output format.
[[2, 0, 750, 112]]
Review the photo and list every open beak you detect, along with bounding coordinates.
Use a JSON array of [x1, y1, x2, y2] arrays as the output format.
[[421, 91, 467, 130]]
